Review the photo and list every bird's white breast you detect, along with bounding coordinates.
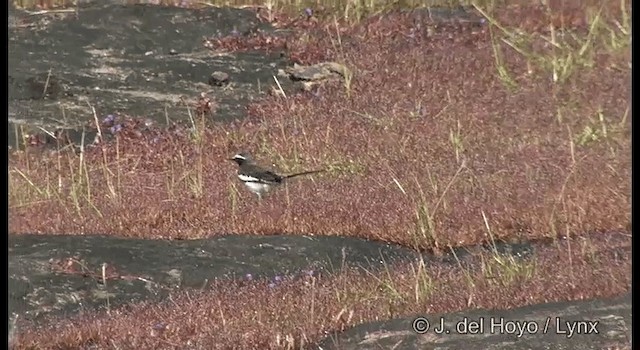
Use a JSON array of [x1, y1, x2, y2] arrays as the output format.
[[244, 181, 271, 194]]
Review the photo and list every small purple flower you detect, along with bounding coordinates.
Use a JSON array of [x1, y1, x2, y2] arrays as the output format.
[[109, 124, 123, 134], [230, 28, 240, 37], [150, 322, 167, 337], [302, 269, 315, 277], [273, 275, 283, 283], [304, 8, 313, 18], [102, 114, 115, 126], [152, 322, 167, 330], [268, 282, 277, 288], [245, 273, 253, 281]]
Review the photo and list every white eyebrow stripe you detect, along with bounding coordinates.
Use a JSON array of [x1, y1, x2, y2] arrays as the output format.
[[233, 154, 247, 160]]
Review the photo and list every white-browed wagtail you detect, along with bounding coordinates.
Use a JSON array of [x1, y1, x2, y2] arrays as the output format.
[[229, 153, 324, 200]]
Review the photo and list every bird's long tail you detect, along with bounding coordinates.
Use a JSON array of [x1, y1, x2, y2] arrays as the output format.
[[283, 169, 325, 180]]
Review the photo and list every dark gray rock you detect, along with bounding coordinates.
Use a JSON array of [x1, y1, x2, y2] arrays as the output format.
[[208, 70, 231, 86], [318, 293, 631, 350], [8, 3, 286, 146], [6, 231, 557, 326], [8, 234, 419, 323]]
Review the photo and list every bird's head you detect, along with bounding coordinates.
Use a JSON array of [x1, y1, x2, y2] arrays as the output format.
[[229, 153, 251, 166]]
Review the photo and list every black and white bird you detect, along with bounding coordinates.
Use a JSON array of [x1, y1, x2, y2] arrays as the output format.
[[229, 153, 323, 200]]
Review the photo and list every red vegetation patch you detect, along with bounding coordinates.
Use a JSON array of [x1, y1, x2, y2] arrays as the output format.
[[10, 5, 630, 249]]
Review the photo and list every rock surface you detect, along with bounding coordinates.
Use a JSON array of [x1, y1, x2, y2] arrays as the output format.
[[8, 233, 420, 323], [8, 2, 284, 146], [8, 231, 543, 323], [318, 293, 631, 350]]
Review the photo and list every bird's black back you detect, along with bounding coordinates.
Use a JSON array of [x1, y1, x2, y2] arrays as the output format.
[[240, 163, 284, 184]]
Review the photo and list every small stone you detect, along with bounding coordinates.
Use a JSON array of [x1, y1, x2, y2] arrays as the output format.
[[208, 71, 230, 87]]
